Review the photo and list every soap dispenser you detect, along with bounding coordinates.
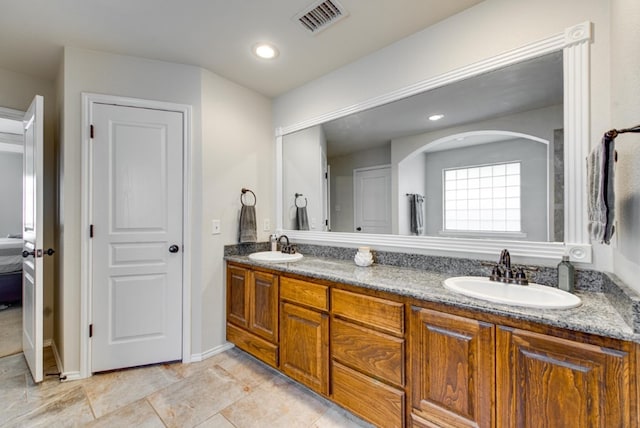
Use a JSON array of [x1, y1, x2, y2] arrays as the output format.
[[557, 255, 575, 292], [269, 234, 278, 252]]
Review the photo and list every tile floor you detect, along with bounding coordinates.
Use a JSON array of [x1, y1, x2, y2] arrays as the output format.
[[0, 304, 22, 357], [0, 346, 374, 427]]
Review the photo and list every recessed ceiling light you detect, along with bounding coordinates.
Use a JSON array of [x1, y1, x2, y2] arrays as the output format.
[[253, 43, 279, 60], [428, 114, 444, 121]]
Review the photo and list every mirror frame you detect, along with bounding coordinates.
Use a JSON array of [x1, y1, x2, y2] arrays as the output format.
[[0, 106, 27, 149], [276, 22, 592, 263]]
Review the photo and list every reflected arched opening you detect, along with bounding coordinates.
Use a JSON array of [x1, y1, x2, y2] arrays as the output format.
[[397, 130, 561, 242]]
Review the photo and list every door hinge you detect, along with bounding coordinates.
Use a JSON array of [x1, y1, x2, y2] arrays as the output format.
[[325, 219, 328, 226], [90, 124, 94, 139], [89, 225, 94, 238], [325, 172, 328, 179], [89, 324, 93, 338]]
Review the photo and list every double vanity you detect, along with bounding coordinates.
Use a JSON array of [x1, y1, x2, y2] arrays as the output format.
[[225, 245, 639, 427]]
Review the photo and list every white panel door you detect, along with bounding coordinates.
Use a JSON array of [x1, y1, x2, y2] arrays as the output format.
[[22, 95, 44, 383], [91, 103, 183, 372], [354, 166, 392, 234]]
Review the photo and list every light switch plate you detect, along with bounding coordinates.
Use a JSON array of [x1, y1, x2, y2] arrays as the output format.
[[211, 219, 221, 235], [263, 218, 270, 231]]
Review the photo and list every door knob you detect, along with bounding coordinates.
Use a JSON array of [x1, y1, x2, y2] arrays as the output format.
[[22, 250, 35, 258], [356, 227, 362, 231], [169, 245, 180, 253], [45, 248, 55, 256]]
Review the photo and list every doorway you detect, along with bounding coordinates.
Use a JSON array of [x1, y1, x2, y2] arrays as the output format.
[[0, 110, 25, 358], [82, 94, 192, 376], [353, 165, 392, 234]]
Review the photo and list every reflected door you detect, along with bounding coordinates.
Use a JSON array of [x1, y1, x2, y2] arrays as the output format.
[[354, 166, 391, 233], [22, 95, 44, 383], [91, 103, 184, 372]]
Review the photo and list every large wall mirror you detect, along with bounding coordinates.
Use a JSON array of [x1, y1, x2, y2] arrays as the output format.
[[277, 22, 592, 263]]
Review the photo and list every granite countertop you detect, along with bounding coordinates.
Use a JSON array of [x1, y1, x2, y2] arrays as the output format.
[[225, 254, 639, 343]]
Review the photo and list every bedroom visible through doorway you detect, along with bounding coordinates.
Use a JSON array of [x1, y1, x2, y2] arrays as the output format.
[[0, 112, 25, 358]]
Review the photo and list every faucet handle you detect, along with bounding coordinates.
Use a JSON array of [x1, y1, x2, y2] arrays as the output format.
[[514, 267, 529, 285], [489, 265, 502, 281]]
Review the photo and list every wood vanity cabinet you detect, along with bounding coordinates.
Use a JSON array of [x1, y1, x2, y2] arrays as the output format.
[[331, 289, 406, 428], [227, 263, 637, 428], [279, 276, 330, 395], [226, 264, 279, 367], [410, 306, 495, 428], [410, 305, 636, 428], [496, 326, 633, 428]]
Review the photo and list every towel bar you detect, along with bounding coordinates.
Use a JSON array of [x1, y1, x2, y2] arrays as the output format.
[[605, 124, 640, 163], [295, 193, 308, 208], [241, 188, 256, 206]]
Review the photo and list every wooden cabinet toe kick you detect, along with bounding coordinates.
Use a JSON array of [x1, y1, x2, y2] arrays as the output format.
[[226, 322, 278, 368]]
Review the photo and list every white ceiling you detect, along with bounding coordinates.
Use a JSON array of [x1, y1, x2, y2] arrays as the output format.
[[0, 0, 483, 97], [321, 51, 564, 157]]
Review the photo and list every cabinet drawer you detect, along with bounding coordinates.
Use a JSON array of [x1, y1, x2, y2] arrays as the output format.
[[280, 277, 329, 311], [332, 289, 404, 335], [332, 361, 405, 428], [332, 318, 405, 387], [227, 323, 278, 368]]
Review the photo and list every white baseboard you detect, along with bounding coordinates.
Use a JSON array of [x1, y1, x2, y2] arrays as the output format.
[[48, 340, 235, 380], [190, 342, 234, 362], [50, 339, 61, 372], [49, 339, 83, 382], [59, 371, 83, 382]]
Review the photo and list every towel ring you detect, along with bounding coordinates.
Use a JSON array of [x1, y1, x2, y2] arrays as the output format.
[[241, 188, 256, 206], [295, 193, 307, 208]]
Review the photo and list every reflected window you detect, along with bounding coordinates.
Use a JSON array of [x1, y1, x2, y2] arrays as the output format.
[[443, 162, 521, 233]]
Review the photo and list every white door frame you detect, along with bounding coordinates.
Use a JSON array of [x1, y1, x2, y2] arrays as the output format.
[[80, 93, 192, 379]]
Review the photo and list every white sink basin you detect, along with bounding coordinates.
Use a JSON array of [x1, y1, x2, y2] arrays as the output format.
[[443, 276, 581, 309], [248, 251, 303, 263]]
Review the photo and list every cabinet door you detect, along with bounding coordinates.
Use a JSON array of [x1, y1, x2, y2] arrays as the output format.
[[411, 307, 495, 428], [249, 271, 279, 342], [226, 265, 249, 329], [497, 326, 632, 428], [280, 302, 329, 395]]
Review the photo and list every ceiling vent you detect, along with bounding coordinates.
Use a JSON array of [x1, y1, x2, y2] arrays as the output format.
[[294, 0, 348, 35]]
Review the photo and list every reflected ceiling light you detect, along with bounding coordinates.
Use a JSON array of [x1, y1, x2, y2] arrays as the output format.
[[253, 43, 279, 60], [428, 114, 444, 121]]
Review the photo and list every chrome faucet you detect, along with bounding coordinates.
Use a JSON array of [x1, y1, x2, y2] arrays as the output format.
[[490, 249, 528, 285]]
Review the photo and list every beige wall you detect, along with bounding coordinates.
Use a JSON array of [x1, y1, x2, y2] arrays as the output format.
[[199, 67, 273, 354], [282, 126, 326, 231], [58, 47, 272, 375], [273, 0, 613, 270], [610, 0, 640, 291], [0, 67, 57, 343]]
